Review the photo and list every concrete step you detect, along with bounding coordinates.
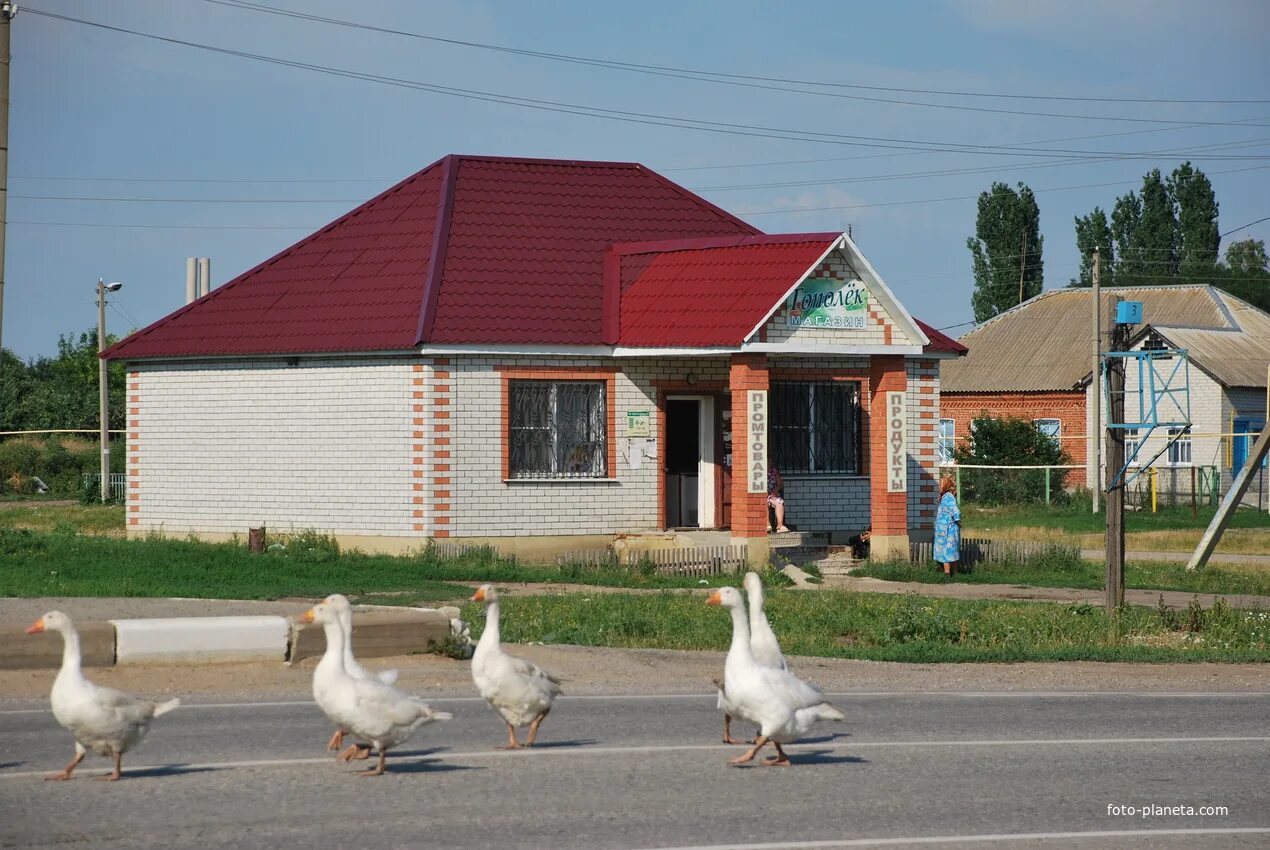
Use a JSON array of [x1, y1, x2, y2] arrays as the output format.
[[769, 530, 829, 549]]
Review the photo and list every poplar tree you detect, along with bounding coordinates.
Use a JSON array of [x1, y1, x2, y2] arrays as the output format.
[[967, 181, 1044, 322], [1070, 207, 1113, 287], [1169, 162, 1220, 279]]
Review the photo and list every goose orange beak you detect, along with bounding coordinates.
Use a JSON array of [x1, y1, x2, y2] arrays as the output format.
[[298, 608, 316, 625], [705, 591, 722, 606], [471, 587, 486, 602], [25, 618, 45, 634]]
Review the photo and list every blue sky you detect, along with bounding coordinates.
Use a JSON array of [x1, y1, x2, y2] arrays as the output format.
[[10, 0, 1270, 358]]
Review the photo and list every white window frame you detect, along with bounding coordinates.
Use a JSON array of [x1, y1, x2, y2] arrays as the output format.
[[938, 418, 956, 464], [1167, 427, 1191, 467], [1125, 428, 1140, 466], [1034, 418, 1061, 445]]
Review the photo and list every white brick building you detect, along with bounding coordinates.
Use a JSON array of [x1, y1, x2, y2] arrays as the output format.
[[106, 155, 964, 561]]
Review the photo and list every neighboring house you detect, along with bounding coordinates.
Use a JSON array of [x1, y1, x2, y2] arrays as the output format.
[[941, 285, 1270, 496], [104, 154, 965, 563]]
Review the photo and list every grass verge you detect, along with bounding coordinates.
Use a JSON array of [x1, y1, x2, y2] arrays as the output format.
[[462, 589, 1270, 663], [0, 503, 126, 537], [853, 548, 1270, 597], [963, 500, 1270, 535], [0, 528, 761, 601]]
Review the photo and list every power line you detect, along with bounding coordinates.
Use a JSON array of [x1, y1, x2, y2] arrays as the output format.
[[201, 0, 1270, 108], [742, 163, 1270, 216], [1221, 216, 1270, 238], [16, 164, 1270, 226], [25, 8, 1270, 162], [8, 218, 316, 228], [16, 116, 1270, 184]]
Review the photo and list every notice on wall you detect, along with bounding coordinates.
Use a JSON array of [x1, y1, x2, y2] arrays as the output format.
[[626, 410, 650, 437], [747, 390, 769, 494], [887, 391, 907, 493], [786, 278, 868, 329]]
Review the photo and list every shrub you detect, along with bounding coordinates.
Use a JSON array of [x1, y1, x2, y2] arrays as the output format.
[[953, 415, 1071, 504], [0, 440, 40, 480]]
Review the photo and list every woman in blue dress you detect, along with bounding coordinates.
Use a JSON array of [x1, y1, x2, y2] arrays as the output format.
[[933, 477, 961, 575]]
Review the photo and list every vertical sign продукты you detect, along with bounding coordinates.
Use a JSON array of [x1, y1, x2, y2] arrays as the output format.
[[748, 390, 768, 494], [887, 391, 906, 493]]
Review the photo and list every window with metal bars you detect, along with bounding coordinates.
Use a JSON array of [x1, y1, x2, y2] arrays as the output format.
[[770, 381, 861, 474], [508, 380, 607, 478]]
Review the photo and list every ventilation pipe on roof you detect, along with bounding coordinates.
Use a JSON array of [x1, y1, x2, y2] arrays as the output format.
[[198, 257, 211, 298], [186, 258, 197, 304]]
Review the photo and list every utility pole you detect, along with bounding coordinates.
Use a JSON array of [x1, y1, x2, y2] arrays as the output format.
[[1090, 249, 1101, 514], [1018, 230, 1028, 306], [1104, 296, 1126, 614], [97, 279, 122, 503], [0, 2, 15, 357]]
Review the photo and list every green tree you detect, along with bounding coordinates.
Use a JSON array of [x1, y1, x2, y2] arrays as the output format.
[[0, 329, 126, 432], [1211, 238, 1270, 314], [1223, 238, 1268, 274], [1168, 162, 1220, 279], [967, 181, 1044, 321], [1112, 169, 1178, 287], [953, 415, 1069, 504], [1069, 207, 1113, 287]]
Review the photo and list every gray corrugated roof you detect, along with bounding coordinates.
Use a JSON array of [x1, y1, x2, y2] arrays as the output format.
[[1154, 296, 1270, 388], [942, 285, 1249, 393]]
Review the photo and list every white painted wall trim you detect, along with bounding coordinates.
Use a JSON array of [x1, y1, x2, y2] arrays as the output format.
[[745, 342, 923, 355]]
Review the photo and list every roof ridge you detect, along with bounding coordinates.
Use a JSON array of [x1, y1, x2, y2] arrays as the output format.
[[415, 155, 462, 345], [610, 232, 840, 258], [445, 153, 644, 169]]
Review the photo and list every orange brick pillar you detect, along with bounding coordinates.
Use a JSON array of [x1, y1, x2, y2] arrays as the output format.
[[729, 353, 771, 566], [868, 355, 910, 559]]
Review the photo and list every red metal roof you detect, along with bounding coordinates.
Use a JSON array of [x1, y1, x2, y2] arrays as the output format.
[[105, 155, 756, 359], [103, 153, 960, 359], [915, 320, 968, 355], [103, 162, 449, 359], [613, 234, 840, 347]]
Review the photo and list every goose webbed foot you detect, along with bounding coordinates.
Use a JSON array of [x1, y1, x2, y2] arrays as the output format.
[[93, 753, 123, 781], [728, 734, 770, 765], [762, 742, 792, 767], [45, 751, 85, 781], [356, 751, 387, 778], [524, 709, 550, 747], [326, 729, 344, 751], [721, 713, 743, 745], [336, 744, 372, 762], [496, 723, 522, 750]]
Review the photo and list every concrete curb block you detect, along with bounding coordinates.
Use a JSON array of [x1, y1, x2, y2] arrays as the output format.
[[289, 609, 452, 664], [0, 608, 457, 669], [112, 616, 290, 665], [1, 621, 116, 670]]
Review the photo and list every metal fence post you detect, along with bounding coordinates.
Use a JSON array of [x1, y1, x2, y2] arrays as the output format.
[[1044, 467, 1051, 505], [955, 465, 962, 506], [1150, 467, 1157, 513]]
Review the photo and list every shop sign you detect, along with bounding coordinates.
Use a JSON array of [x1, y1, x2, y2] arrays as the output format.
[[787, 278, 868, 329], [626, 410, 650, 437], [887, 391, 906, 493], [747, 390, 768, 494]]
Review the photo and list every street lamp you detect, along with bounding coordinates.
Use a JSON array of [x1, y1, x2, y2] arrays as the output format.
[[97, 279, 122, 503]]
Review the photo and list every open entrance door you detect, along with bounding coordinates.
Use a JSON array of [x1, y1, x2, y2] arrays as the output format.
[[664, 396, 716, 528]]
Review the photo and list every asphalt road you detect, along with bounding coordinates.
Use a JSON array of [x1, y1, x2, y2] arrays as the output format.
[[1, 691, 1267, 849]]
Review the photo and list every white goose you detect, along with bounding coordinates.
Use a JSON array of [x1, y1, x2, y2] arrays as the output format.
[[707, 587, 844, 766], [321, 596, 398, 755], [718, 572, 789, 744], [26, 611, 180, 781], [470, 584, 561, 748], [300, 595, 451, 776]]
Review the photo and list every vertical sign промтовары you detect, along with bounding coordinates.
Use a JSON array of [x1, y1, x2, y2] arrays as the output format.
[[748, 390, 768, 494]]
